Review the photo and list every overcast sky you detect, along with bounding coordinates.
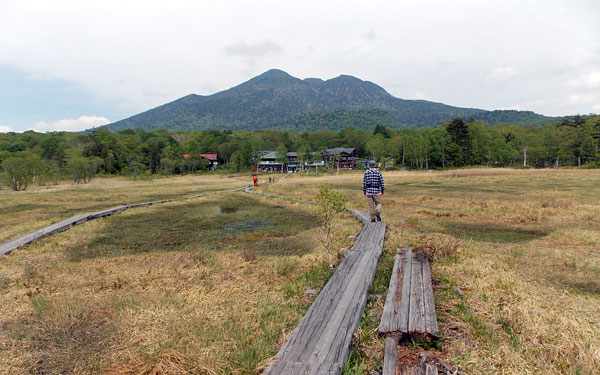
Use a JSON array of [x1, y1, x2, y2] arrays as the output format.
[[1, 0, 599, 132]]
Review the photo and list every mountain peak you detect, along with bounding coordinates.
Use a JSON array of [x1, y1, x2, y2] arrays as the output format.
[[234, 69, 302, 91], [260, 68, 293, 78], [331, 74, 363, 82], [106, 70, 556, 132]]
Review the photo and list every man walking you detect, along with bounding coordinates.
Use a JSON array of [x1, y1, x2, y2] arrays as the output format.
[[363, 160, 384, 222]]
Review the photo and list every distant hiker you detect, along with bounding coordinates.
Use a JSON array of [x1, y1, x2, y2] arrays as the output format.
[[363, 160, 384, 222], [253, 175, 258, 187]]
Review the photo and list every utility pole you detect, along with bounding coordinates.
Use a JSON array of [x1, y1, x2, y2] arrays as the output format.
[[523, 146, 527, 167]]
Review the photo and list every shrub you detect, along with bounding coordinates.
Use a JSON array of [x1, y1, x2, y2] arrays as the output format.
[[315, 184, 348, 268]]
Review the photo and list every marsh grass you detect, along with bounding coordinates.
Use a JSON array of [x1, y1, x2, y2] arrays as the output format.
[[0, 190, 362, 374], [0, 174, 248, 243], [264, 168, 600, 374], [2, 168, 599, 374]]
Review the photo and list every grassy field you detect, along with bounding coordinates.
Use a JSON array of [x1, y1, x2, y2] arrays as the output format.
[[0, 174, 249, 243], [1, 168, 599, 374], [0, 176, 362, 374], [270, 168, 600, 374]]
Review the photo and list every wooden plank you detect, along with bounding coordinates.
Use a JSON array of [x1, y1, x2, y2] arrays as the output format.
[[273, 361, 340, 375], [378, 251, 402, 334], [284, 249, 373, 362], [320, 251, 381, 364], [382, 336, 398, 375], [398, 248, 413, 333], [424, 364, 439, 375], [408, 252, 426, 334], [268, 250, 363, 365], [284, 252, 362, 354], [400, 366, 422, 375], [347, 209, 370, 224], [263, 223, 386, 374], [421, 255, 439, 338], [350, 222, 385, 253]]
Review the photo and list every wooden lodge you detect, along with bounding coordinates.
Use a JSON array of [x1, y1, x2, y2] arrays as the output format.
[[256, 148, 359, 172], [182, 153, 219, 170]]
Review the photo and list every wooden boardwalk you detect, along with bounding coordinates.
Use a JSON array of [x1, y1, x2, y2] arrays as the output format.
[[263, 220, 386, 374], [0, 187, 246, 256], [378, 248, 438, 339], [379, 248, 440, 375]]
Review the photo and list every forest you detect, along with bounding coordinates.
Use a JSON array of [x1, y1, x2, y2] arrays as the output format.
[[1, 114, 599, 190]]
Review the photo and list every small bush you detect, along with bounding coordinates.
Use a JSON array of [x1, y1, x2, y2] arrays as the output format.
[[414, 235, 462, 262], [240, 248, 257, 262]]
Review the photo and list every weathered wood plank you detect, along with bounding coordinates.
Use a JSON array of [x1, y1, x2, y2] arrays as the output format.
[[424, 363, 439, 375], [378, 251, 402, 334], [398, 248, 413, 334], [320, 252, 381, 364], [400, 366, 422, 375], [277, 245, 380, 364], [273, 361, 340, 375], [382, 336, 398, 375], [263, 223, 386, 374], [347, 209, 370, 224], [421, 255, 439, 338], [408, 252, 426, 334], [276, 251, 363, 361], [267, 252, 361, 367], [350, 222, 385, 253]]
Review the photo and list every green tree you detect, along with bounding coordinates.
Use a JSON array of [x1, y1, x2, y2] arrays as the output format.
[[1, 153, 43, 191], [67, 156, 102, 184], [297, 144, 310, 172], [445, 118, 471, 166], [229, 150, 244, 172], [365, 134, 386, 161], [276, 144, 288, 172], [373, 124, 391, 138]]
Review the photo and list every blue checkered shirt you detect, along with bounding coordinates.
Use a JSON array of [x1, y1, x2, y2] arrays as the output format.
[[363, 168, 384, 195]]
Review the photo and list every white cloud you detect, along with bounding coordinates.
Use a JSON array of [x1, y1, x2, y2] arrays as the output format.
[[566, 72, 600, 89], [0, 125, 13, 133], [567, 94, 594, 105], [485, 66, 519, 86], [224, 40, 284, 58], [0, 0, 598, 119], [31, 116, 110, 132]]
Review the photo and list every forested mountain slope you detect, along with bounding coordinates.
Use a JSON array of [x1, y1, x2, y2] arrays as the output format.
[[106, 69, 556, 132]]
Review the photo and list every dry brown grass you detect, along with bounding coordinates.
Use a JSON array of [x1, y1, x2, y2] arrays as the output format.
[[0, 188, 362, 374], [263, 168, 600, 374], [2, 168, 599, 374]]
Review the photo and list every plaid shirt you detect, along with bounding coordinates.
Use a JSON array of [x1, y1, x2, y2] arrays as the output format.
[[363, 168, 384, 195]]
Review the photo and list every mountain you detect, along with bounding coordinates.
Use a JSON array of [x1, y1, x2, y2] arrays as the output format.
[[105, 69, 556, 132]]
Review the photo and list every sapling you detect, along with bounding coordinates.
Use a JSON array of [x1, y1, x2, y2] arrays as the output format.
[[316, 184, 348, 268]]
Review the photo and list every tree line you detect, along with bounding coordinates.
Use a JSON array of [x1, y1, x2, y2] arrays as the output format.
[[1, 114, 599, 190]]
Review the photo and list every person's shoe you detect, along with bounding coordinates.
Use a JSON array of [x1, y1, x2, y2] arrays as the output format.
[[376, 213, 381, 221], [371, 218, 376, 222]]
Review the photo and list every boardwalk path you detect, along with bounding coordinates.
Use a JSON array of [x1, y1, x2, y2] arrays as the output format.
[[246, 187, 387, 374], [263, 221, 385, 374], [0, 187, 246, 255]]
